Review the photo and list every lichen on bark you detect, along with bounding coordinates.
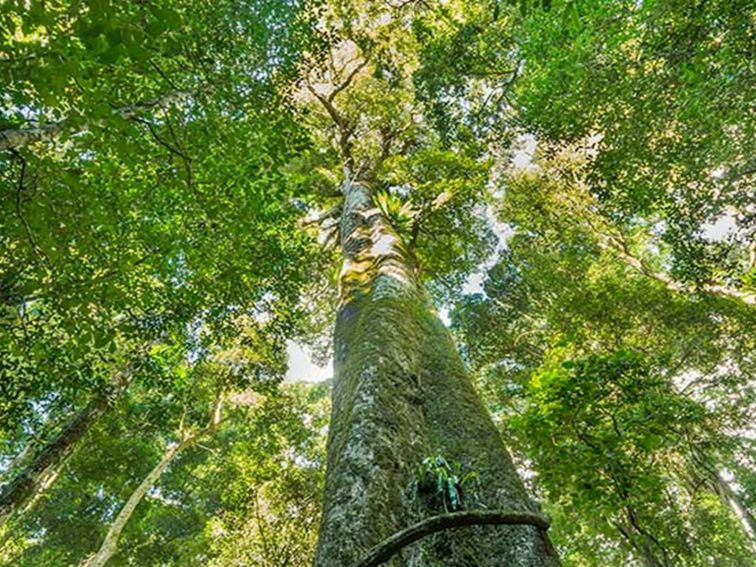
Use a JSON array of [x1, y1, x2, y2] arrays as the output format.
[[315, 181, 558, 566]]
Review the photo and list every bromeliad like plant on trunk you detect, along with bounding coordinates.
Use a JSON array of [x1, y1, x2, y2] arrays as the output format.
[[413, 455, 479, 514]]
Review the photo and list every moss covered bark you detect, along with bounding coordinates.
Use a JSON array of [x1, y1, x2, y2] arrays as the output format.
[[314, 181, 558, 566]]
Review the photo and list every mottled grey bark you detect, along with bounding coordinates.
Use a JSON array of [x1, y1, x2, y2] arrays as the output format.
[[314, 180, 559, 566], [0, 366, 131, 528]]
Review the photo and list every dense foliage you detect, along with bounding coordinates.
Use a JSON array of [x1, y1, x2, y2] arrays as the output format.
[[1, 0, 753, 565]]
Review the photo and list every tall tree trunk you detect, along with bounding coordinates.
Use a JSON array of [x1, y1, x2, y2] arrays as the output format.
[[687, 445, 756, 547], [0, 366, 131, 528], [314, 180, 559, 566]]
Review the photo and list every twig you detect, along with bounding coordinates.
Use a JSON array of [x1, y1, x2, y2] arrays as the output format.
[[10, 149, 51, 270]]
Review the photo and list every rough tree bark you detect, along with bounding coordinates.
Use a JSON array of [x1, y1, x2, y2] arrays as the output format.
[[0, 365, 132, 528], [314, 179, 559, 566]]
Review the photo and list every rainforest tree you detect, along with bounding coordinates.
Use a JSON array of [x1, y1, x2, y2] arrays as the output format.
[[0, 0, 753, 566]]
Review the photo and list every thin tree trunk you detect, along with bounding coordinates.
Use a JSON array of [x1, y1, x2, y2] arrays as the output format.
[[711, 471, 756, 545], [82, 442, 181, 567], [1, 409, 72, 483], [82, 395, 223, 567], [687, 445, 756, 547], [314, 179, 559, 566], [0, 366, 132, 528]]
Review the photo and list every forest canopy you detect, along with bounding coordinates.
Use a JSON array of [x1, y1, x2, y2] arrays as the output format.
[[0, 1, 753, 566]]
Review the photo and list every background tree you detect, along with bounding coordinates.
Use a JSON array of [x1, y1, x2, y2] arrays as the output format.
[[0, 0, 322, 530], [510, 0, 755, 299], [1, 315, 329, 566], [450, 146, 755, 565]]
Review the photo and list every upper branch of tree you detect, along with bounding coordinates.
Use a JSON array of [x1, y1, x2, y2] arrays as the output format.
[[408, 188, 454, 248], [549, 170, 755, 305], [179, 387, 226, 448], [383, 0, 431, 11], [133, 114, 195, 196], [328, 57, 369, 103], [0, 89, 200, 152], [306, 50, 370, 174], [601, 233, 755, 305], [10, 149, 51, 270], [299, 204, 342, 228]]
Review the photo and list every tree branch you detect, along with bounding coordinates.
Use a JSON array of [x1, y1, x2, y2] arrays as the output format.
[[299, 204, 342, 228], [305, 50, 370, 175], [0, 89, 198, 152], [599, 235, 756, 305], [351, 509, 550, 567], [328, 57, 369, 103]]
